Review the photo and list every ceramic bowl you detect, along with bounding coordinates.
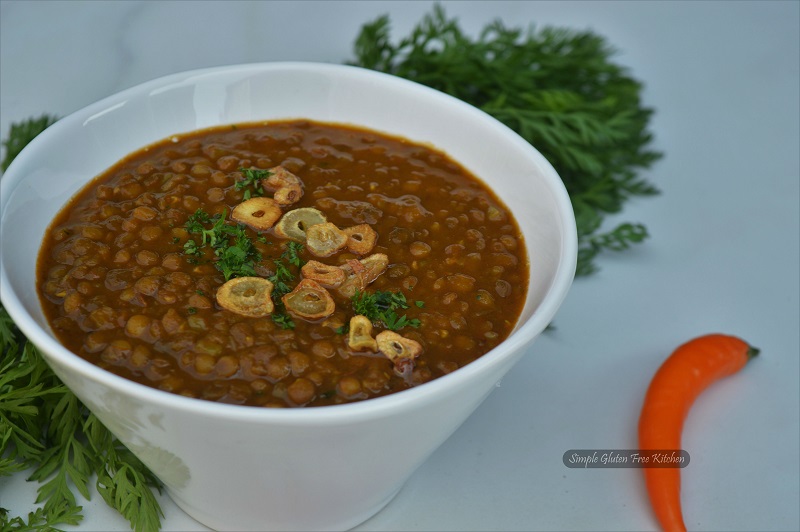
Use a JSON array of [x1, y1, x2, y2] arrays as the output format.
[[0, 62, 576, 531]]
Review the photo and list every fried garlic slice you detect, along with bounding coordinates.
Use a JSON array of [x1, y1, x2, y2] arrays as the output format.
[[305, 222, 348, 257], [376, 330, 423, 373], [336, 260, 368, 299], [273, 184, 303, 206], [343, 224, 378, 255], [274, 207, 327, 241], [216, 277, 274, 318], [347, 315, 377, 352], [263, 166, 302, 190], [360, 253, 389, 284], [231, 197, 282, 231], [262, 167, 304, 206], [282, 278, 335, 320], [334, 254, 389, 298], [301, 260, 347, 288]]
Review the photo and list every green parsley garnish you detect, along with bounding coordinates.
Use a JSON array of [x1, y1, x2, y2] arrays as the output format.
[[282, 241, 306, 269], [266, 242, 307, 330], [184, 209, 261, 280], [236, 167, 269, 200], [270, 313, 295, 331], [351, 290, 421, 331]]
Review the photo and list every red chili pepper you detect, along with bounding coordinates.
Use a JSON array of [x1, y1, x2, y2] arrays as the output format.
[[638, 334, 759, 531]]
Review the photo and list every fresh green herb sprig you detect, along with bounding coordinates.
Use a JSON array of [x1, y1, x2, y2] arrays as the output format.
[[236, 167, 270, 200], [184, 209, 262, 280], [350, 6, 662, 276], [0, 307, 164, 531], [0, 114, 58, 171], [349, 290, 421, 331]]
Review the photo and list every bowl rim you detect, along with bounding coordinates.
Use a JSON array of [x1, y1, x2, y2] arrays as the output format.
[[0, 61, 577, 424]]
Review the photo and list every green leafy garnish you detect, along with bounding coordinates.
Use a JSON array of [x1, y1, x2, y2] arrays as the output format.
[[0, 307, 163, 530], [85, 415, 164, 532], [0, 114, 58, 171], [282, 241, 306, 269], [184, 209, 216, 240], [270, 313, 296, 331], [266, 242, 307, 330], [184, 209, 262, 280], [236, 167, 269, 200], [351, 290, 421, 331], [268, 260, 294, 298], [350, 6, 662, 275]]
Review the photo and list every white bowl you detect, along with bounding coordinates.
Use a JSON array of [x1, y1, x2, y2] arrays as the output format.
[[0, 62, 576, 531]]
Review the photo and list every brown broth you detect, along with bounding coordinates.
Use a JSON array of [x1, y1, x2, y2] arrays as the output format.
[[36, 120, 528, 407]]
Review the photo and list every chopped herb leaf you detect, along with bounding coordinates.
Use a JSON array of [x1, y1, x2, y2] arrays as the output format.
[[271, 312, 295, 330], [236, 167, 269, 199], [184, 209, 262, 280], [265, 242, 307, 330], [351, 290, 421, 331], [283, 241, 306, 268]]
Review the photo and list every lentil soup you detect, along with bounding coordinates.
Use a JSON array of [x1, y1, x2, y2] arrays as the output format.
[[36, 120, 528, 407]]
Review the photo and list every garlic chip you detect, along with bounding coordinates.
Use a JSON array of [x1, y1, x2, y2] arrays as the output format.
[[360, 253, 389, 284], [231, 197, 282, 231], [301, 260, 347, 288], [335, 260, 369, 299], [273, 184, 303, 206], [263, 166, 302, 190], [215, 277, 274, 318], [282, 279, 336, 320], [274, 207, 327, 241], [347, 315, 378, 352], [305, 222, 348, 257], [376, 330, 423, 373], [263, 166, 304, 206], [343, 224, 378, 255]]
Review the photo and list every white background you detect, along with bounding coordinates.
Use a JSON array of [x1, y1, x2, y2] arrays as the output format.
[[1, 1, 798, 531]]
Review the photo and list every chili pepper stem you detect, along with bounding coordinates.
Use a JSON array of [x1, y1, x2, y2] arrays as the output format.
[[746, 346, 760, 360]]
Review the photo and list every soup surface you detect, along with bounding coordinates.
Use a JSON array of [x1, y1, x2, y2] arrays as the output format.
[[37, 120, 528, 407]]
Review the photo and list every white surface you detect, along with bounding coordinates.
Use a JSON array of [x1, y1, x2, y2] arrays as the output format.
[[0, 1, 798, 531]]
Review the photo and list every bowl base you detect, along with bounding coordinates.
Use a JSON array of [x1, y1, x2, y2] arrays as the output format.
[[166, 484, 402, 532]]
